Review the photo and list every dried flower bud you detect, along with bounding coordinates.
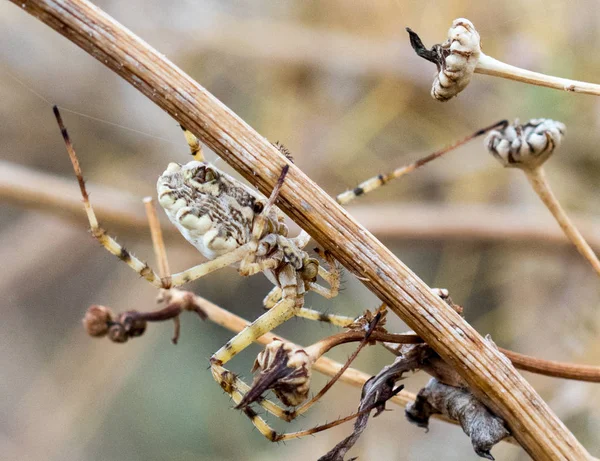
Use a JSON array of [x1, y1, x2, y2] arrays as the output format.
[[118, 312, 148, 338], [486, 119, 566, 169], [107, 323, 128, 343], [434, 19, 481, 101], [237, 340, 312, 409], [83, 305, 114, 337], [407, 19, 481, 102]]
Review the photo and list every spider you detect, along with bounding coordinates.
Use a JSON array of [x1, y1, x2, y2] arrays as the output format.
[[53, 106, 366, 442]]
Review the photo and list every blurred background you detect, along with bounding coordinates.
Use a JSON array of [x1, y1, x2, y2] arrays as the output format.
[[1, 1, 600, 459]]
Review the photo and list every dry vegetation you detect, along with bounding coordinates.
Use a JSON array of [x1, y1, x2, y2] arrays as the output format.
[[2, 1, 600, 460]]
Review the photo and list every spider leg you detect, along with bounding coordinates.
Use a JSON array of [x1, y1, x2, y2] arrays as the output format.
[[180, 126, 204, 161], [309, 249, 340, 299], [210, 264, 299, 369], [290, 229, 311, 249], [265, 287, 353, 327], [209, 294, 297, 416], [169, 243, 252, 287], [263, 286, 282, 308], [336, 120, 508, 205], [210, 299, 366, 441], [54, 106, 163, 288], [209, 262, 308, 439], [263, 253, 349, 326], [224, 312, 383, 439], [231, 386, 371, 442], [294, 308, 354, 327], [57, 106, 258, 291]]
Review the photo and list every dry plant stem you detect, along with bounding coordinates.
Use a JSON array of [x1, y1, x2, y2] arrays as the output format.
[[311, 331, 423, 357], [5, 161, 600, 250], [476, 54, 600, 96], [499, 348, 600, 383], [12, 1, 590, 458], [143, 197, 171, 285], [313, 330, 600, 383], [524, 166, 600, 276]]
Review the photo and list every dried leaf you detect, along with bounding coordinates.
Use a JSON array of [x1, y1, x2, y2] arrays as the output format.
[[406, 378, 510, 460], [317, 348, 429, 460]]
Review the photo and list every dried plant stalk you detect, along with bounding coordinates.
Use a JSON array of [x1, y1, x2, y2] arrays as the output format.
[[485, 119, 600, 277], [476, 54, 600, 96], [4, 160, 600, 249], [524, 167, 600, 276], [10, 0, 591, 458]]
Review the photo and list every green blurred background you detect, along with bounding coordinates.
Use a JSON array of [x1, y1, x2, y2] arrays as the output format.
[[1, 1, 600, 459]]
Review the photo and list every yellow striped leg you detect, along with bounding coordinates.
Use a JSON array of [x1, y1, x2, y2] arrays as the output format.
[[295, 308, 354, 327], [54, 106, 163, 287], [169, 243, 252, 287], [336, 120, 509, 205], [312, 249, 340, 298], [211, 296, 296, 367], [263, 288, 353, 327]]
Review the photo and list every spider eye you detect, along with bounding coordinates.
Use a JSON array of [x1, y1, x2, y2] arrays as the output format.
[[193, 166, 217, 183], [253, 201, 264, 214]]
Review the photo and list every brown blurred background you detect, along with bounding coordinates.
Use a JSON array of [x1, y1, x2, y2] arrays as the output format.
[[1, 1, 600, 460]]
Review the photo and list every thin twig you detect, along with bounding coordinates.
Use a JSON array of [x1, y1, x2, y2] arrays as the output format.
[[143, 197, 171, 286], [476, 54, 600, 96], [524, 166, 600, 277], [10, 1, 590, 457], [307, 328, 600, 383], [296, 307, 386, 417], [499, 347, 600, 383]]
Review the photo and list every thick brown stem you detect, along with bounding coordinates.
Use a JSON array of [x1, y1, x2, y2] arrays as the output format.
[[9, 1, 591, 457]]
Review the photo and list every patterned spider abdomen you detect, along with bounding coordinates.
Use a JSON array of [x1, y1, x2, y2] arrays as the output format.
[[157, 161, 262, 259]]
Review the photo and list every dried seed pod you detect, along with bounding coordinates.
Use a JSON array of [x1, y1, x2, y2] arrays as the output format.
[[485, 119, 566, 169], [118, 311, 148, 338], [237, 340, 313, 409], [107, 323, 129, 343], [434, 19, 481, 101], [82, 304, 114, 337], [407, 18, 481, 101]]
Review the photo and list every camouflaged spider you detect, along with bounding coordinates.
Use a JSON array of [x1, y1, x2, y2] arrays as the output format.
[[54, 107, 354, 441]]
